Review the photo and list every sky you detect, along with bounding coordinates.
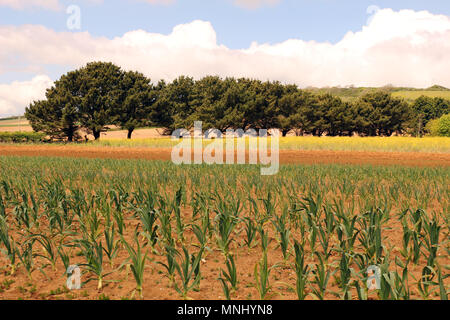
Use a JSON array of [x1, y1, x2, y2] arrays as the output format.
[[1, 0, 450, 116]]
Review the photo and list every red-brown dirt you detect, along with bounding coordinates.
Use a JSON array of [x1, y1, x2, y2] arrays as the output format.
[[0, 145, 449, 167]]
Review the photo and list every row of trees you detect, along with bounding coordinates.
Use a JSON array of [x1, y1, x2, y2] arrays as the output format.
[[26, 62, 450, 140]]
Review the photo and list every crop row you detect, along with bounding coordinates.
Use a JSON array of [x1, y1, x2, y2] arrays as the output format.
[[0, 156, 448, 300]]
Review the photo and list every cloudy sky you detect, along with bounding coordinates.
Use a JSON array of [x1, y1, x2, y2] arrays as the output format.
[[1, 0, 450, 117]]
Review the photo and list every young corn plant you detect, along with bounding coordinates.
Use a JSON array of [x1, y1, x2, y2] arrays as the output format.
[[113, 210, 125, 236], [219, 254, 238, 300], [309, 252, 335, 300], [257, 225, 271, 254], [121, 232, 148, 299], [13, 202, 33, 231], [435, 265, 449, 300], [292, 241, 310, 300], [243, 217, 257, 249], [0, 216, 18, 275], [358, 209, 384, 264], [191, 224, 208, 251], [421, 213, 441, 267], [103, 225, 120, 268], [173, 246, 204, 299], [17, 241, 34, 280], [27, 234, 57, 271], [57, 245, 71, 273], [399, 209, 426, 265], [158, 245, 179, 287], [157, 209, 174, 248], [260, 191, 276, 221], [253, 251, 274, 300], [336, 214, 359, 253], [172, 188, 186, 242], [381, 270, 410, 300], [76, 239, 111, 290], [317, 223, 332, 261], [0, 193, 5, 218], [137, 205, 158, 249], [336, 251, 353, 300], [377, 252, 394, 300], [271, 207, 291, 262], [214, 206, 240, 257]]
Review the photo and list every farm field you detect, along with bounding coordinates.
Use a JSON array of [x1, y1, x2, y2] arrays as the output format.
[[91, 136, 450, 153], [0, 144, 449, 167], [392, 90, 450, 101], [1, 134, 450, 153], [0, 153, 448, 300]]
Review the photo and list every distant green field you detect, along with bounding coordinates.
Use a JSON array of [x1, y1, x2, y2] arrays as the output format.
[[392, 90, 450, 100], [306, 86, 450, 101], [0, 117, 28, 126]]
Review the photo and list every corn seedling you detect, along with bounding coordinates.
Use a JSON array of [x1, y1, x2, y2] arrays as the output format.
[[158, 245, 179, 287], [103, 226, 120, 267], [253, 251, 273, 300], [292, 241, 310, 300], [309, 252, 335, 300], [121, 232, 148, 299], [243, 217, 257, 249], [76, 239, 111, 290], [271, 206, 291, 261], [0, 216, 17, 275], [219, 255, 238, 300], [173, 246, 204, 299]]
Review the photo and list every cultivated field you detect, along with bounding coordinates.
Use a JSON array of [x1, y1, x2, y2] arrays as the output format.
[[392, 90, 450, 101], [0, 137, 449, 300]]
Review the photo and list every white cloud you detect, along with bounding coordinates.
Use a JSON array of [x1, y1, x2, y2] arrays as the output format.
[[0, 0, 177, 10], [0, 75, 53, 116], [232, 0, 281, 10], [0, 0, 61, 10], [1, 8, 450, 116]]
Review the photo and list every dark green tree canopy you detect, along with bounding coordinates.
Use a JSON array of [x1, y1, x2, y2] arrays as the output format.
[[113, 70, 154, 138], [27, 61, 450, 141]]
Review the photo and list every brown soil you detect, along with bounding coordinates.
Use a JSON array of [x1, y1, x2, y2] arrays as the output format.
[[0, 125, 164, 139], [0, 207, 448, 301], [0, 145, 449, 167]]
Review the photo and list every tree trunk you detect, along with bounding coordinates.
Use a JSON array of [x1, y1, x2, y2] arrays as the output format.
[[127, 128, 134, 139], [93, 130, 101, 140]]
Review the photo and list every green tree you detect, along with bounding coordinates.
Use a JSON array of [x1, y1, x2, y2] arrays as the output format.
[[113, 71, 154, 139], [26, 80, 80, 142], [410, 96, 449, 136], [153, 76, 197, 134], [278, 90, 314, 136], [433, 114, 450, 136], [356, 91, 411, 136], [76, 62, 124, 140]]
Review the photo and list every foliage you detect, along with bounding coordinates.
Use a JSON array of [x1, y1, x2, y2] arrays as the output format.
[[0, 132, 45, 143], [24, 62, 450, 141]]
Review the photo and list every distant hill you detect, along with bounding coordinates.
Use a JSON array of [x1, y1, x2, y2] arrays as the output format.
[[426, 85, 449, 91], [305, 85, 450, 101]]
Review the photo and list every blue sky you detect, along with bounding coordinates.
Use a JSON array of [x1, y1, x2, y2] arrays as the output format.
[[1, 0, 450, 48], [1, 0, 450, 116]]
